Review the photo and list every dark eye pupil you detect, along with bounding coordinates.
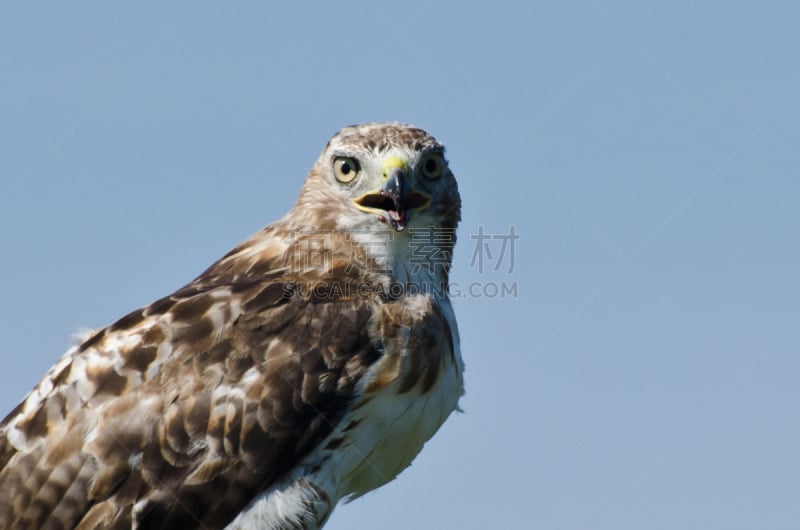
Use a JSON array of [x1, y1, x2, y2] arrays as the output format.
[[341, 162, 351, 174], [426, 159, 438, 173]]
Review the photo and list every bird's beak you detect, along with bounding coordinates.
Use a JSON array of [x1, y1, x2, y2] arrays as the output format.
[[353, 156, 431, 231]]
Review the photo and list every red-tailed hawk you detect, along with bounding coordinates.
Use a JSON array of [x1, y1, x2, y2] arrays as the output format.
[[0, 123, 463, 529]]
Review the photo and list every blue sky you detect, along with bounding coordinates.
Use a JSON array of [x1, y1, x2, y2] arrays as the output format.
[[2, 2, 799, 529]]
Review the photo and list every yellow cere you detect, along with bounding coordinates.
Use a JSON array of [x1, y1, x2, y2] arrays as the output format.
[[381, 156, 409, 179]]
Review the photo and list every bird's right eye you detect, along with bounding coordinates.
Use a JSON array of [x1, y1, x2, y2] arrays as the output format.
[[333, 157, 360, 183]]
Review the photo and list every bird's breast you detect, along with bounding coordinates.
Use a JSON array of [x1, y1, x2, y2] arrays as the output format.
[[306, 293, 464, 501]]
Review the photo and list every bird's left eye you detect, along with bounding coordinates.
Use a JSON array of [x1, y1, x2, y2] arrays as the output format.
[[420, 153, 445, 179], [333, 157, 360, 183]]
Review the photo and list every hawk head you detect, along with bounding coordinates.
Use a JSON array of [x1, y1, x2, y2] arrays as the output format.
[[286, 123, 461, 281], [292, 123, 459, 231]]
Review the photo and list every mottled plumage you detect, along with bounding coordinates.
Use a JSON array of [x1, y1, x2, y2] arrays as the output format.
[[0, 123, 463, 529]]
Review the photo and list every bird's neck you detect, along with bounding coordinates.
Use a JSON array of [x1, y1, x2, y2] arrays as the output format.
[[347, 227, 453, 297]]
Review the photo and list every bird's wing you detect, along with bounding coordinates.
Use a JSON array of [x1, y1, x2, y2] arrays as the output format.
[[0, 264, 384, 529]]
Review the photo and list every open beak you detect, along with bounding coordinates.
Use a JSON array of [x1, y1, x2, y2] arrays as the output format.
[[353, 162, 430, 231]]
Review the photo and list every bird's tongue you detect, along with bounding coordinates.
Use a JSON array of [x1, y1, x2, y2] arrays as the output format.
[[387, 209, 406, 231]]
